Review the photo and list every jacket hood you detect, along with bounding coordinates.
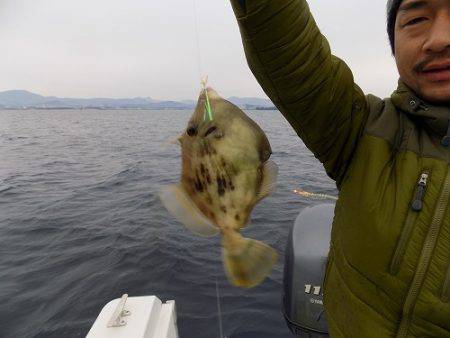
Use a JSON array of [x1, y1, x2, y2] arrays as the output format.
[[391, 80, 450, 145]]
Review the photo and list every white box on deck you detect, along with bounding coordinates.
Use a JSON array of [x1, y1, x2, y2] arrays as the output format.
[[87, 295, 179, 338]]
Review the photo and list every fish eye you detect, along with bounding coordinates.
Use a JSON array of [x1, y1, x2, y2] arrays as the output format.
[[186, 126, 197, 137], [204, 126, 218, 137]]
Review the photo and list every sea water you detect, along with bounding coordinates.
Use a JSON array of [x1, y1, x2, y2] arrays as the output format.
[[0, 109, 336, 338]]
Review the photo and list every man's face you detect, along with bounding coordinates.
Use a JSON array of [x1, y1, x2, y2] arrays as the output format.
[[395, 0, 450, 104]]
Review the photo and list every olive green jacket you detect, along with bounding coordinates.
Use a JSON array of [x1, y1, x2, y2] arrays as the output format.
[[231, 1, 450, 337]]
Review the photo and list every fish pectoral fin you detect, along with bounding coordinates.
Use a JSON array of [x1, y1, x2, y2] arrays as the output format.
[[222, 234, 277, 288], [159, 184, 219, 237], [257, 160, 278, 201]]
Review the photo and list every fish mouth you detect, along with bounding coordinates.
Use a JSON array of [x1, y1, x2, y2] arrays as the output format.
[[186, 86, 224, 138], [200, 87, 221, 100]]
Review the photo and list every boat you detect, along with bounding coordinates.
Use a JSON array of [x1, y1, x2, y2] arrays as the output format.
[[87, 203, 334, 337], [86, 294, 178, 338]]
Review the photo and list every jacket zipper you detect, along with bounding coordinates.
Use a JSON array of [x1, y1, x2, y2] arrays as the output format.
[[390, 172, 429, 275], [396, 167, 450, 338], [442, 264, 450, 303]]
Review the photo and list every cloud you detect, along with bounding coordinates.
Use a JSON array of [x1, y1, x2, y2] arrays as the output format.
[[0, 0, 398, 100]]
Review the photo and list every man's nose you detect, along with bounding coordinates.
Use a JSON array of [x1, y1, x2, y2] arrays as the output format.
[[422, 13, 450, 53]]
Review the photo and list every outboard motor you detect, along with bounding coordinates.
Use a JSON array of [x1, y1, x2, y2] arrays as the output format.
[[283, 203, 335, 337]]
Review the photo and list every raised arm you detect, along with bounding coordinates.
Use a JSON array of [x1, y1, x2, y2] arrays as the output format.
[[230, 0, 369, 185]]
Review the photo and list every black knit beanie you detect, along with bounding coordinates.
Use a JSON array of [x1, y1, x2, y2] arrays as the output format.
[[387, 0, 404, 54]]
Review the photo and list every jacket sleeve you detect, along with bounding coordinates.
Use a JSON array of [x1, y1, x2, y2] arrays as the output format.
[[230, 0, 369, 185]]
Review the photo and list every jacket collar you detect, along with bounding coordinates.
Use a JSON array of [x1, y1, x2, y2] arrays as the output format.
[[391, 80, 450, 146]]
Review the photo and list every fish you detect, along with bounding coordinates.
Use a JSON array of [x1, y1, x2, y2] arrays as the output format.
[[159, 87, 278, 288]]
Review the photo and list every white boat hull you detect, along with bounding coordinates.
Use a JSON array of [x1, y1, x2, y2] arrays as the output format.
[[87, 295, 179, 338]]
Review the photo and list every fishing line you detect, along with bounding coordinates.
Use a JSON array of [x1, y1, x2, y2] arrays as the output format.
[[215, 276, 225, 338], [192, 0, 203, 80], [192, 0, 214, 122]]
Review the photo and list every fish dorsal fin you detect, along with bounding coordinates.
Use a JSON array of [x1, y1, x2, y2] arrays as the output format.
[[159, 184, 219, 237], [257, 160, 278, 201]]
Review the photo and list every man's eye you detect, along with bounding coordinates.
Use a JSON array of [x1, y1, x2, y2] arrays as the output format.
[[404, 17, 427, 26]]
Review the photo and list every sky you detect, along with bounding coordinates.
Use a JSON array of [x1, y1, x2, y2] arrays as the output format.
[[0, 0, 399, 100]]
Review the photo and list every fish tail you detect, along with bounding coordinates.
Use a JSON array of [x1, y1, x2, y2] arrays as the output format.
[[221, 231, 277, 288]]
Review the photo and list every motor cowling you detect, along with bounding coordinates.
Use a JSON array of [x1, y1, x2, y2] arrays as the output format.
[[283, 203, 335, 337]]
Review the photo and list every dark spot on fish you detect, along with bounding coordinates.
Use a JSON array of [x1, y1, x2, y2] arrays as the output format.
[[220, 205, 227, 213], [205, 172, 211, 184], [200, 163, 211, 185], [194, 174, 204, 192], [200, 164, 212, 184], [222, 176, 227, 189], [216, 176, 225, 196], [194, 181, 203, 192], [204, 126, 217, 137], [235, 214, 240, 221], [222, 164, 236, 191], [220, 171, 234, 192]]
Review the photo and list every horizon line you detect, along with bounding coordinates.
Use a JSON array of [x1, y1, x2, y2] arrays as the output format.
[[0, 88, 271, 102]]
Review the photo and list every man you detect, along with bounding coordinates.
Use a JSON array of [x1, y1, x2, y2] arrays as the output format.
[[230, 0, 449, 337]]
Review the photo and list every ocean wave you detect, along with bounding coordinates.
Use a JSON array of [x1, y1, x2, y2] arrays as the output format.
[[0, 109, 335, 338]]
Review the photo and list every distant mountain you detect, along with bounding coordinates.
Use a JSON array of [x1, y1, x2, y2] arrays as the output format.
[[0, 90, 47, 106], [0, 90, 276, 110], [0, 90, 192, 110]]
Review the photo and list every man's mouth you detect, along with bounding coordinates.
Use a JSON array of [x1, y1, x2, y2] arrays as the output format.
[[419, 61, 450, 82]]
